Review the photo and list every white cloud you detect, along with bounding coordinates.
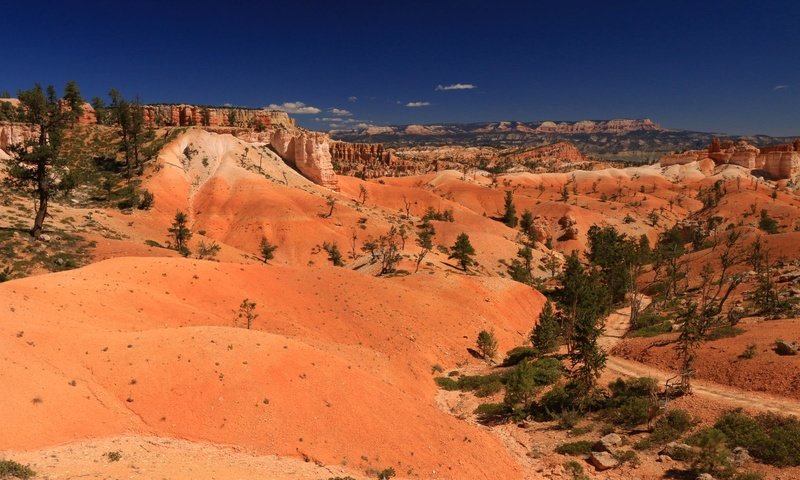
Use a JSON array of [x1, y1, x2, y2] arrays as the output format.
[[405, 101, 431, 107], [435, 83, 477, 91], [354, 123, 372, 129], [348, 96, 358, 102], [266, 101, 321, 114], [774, 85, 790, 91], [223, 102, 233, 107], [329, 108, 352, 116]]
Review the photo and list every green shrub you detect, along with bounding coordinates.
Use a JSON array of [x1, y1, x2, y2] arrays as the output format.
[[603, 377, 657, 427], [554, 440, 594, 456], [687, 428, 732, 476], [738, 344, 757, 359], [0, 459, 35, 479], [475, 379, 503, 397], [616, 450, 639, 466], [501, 346, 537, 366], [556, 410, 583, 430], [434, 377, 460, 390], [376, 467, 395, 479], [474, 402, 511, 416], [650, 409, 693, 444], [628, 321, 672, 338], [733, 472, 764, 480], [562, 460, 588, 480], [137, 190, 155, 210], [705, 326, 745, 341]]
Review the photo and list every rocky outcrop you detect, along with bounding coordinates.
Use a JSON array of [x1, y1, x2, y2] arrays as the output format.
[[535, 118, 661, 134], [659, 140, 800, 180], [504, 142, 587, 164], [0, 122, 39, 159], [328, 141, 421, 178], [557, 214, 578, 241], [268, 129, 338, 190], [142, 104, 295, 129]]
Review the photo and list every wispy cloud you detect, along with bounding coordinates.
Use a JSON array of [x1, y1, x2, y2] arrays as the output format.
[[329, 108, 352, 116], [773, 85, 790, 91], [266, 101, 321, 114], [405, 101, 431, 107], [348, 96, 358, 103], [436, 83, 477, 91]]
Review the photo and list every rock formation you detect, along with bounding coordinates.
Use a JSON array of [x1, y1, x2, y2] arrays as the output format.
[[142, 105, 295, 129], [534, 118, 661, 134], [659, 140, 800, 180], [0, 122, 39, 159], [504, 142, 587, 164], [267, 129, 338, 190]]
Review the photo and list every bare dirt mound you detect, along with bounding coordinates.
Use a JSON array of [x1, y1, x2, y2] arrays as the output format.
[[0, 257, 545, 479]]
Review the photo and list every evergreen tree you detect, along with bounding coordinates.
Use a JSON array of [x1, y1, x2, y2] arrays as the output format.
[[531, 300, 560, 354], [260, 237, 277, 263], [476, 329, 498, 363], [519, 209, 535, 242], [448, 233, 476, 271], [502, 190, 518, 227], [168, 211, 192, 256], [63, 80, 84, 126], [414, 223, 435, 273], [4, 83, 78, 237]]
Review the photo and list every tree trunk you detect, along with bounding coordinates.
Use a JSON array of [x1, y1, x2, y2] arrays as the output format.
[[30, 159, 48, 238]]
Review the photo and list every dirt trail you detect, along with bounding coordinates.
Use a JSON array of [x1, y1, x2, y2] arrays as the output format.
[[601, 298, 800, 417]]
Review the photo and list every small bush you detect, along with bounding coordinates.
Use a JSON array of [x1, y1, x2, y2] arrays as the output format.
[[686, 428, 732, 476], [563, 460, 588, 480], [706, 325, 746, 341], [501, 346, 538, 366], [434, 376, 459, 390], [0, 459, 35, 479], [628, 321, 672, 337], [733, 472, 764, 480], [474, 402, 511, 416], [554, 440, 594, 456], [603, 377, 658, 427], [556, 410, 582, 430], [616, 450, 639, 466], [104, 450, 122, 462], [650, 409, 693, 444], [717, 411, 800, 467], [137, 190, 155, 210], [738, 344, 757, 359], [376, 467, 395, 480]]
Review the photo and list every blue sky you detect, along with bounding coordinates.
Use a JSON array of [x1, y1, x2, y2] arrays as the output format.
[[4, 1, 799, 135]]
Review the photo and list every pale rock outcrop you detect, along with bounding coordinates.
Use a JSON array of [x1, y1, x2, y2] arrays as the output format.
[[659, 141, 800, 180], [0, 122, 39, 158], [268, 129, 338, 190], [142, 105, 295, 129]]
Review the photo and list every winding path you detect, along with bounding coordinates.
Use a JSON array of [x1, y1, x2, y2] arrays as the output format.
[[601, 298, 800, 417]]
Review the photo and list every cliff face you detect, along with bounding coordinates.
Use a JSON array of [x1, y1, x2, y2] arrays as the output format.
[[658, 141, 800, 180], [268, 129, 338, 190], [142, 105, 295, 129], [504, 142, 587, 164], [329, 142, 413, 178], [0, 122, 39, 159], [534, 118, 661, 134]]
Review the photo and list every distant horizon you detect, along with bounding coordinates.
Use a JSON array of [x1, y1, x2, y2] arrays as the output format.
[[4, 0, 799, 136]]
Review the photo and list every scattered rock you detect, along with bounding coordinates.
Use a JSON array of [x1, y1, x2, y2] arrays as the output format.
[[659, 442, 695, 459], [656, 454, 672, 463], [696, 473, 715, 480], [594, 433, 622, 453], [38, 234, 51, 242], [731, 446, 751, 467], [775, 340, 799, 356], [588, 451, 619, 471]]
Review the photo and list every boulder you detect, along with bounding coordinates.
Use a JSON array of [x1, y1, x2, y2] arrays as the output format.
[[594, 433, 622, 453], [588, 451, 619, 471], [696, 474, 715, 480], [659, 442, 695, 460], [775, 340, 799, 356], [731, 446, 751, 467]]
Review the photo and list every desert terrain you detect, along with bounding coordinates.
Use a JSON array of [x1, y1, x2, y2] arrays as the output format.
[[2, 95, 800, 480]]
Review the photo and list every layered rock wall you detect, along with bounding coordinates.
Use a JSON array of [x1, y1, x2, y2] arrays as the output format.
[[142, 105, 295, 129], [659, 141, 800, 180], [0, 122, 39, 158], [329, 142, 414, 177]]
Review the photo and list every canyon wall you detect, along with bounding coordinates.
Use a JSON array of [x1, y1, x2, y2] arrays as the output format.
[[329, 142, 419, 178], [142, 105, 295, 129], [659, 141, 800, 180], [0, 122, 39, 159]]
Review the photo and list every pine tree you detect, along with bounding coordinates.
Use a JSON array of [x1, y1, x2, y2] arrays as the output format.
[[4, 83, 79, 237], [531, 300, 560, 354], [260, 237, 277, 263], [449, 233, 476, 271], [519, 209, 535, 242], [168, 211, 193, 256], [502, 190, 518, 227], [476, 329, 498, 363], [414, 223, 435, 273]]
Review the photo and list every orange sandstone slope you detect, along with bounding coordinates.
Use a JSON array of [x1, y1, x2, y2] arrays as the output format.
[[0, 257, 543, 479]]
